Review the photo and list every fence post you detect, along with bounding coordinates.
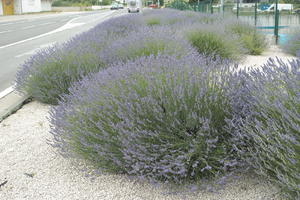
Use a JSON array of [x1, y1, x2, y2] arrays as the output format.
[[220, 0, 224, 14], [254, 0, 257, 26], [237, 0, 240, 18], [274, 0, 279, 44]]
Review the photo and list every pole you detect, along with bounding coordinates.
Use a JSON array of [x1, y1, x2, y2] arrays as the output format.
[[197, 0, 200, 12], [220, 0, 224, 15], [254, 0, 257, 26], [237, 0, 240, 18], [210, 0, 213, 13], [274, 0, 279, 44]]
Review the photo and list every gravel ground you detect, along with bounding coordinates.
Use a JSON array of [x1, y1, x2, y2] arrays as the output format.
[[240, 45, 296, 69], [0, 102, 282, 200], [0, 46, 294, 200]]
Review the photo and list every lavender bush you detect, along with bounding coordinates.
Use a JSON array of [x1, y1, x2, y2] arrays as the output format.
[[229, 58, 300, 199], [185, 27, 244, 60], [15, 45, 102, 104], [101, 26, 195, 64], [226, 21, 267, 55], [16, 9, 266, 105], [142, 9, 219, 26], [15, 15, 145, 104], [50, 54, 244, 183]]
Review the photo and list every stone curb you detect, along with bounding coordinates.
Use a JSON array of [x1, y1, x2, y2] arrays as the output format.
[[0, 91, 30, 122]]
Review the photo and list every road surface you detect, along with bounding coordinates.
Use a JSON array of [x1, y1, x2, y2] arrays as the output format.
[[0, 9, 125, 95]]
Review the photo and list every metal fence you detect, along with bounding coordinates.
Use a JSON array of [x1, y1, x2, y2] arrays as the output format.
[[167, 0, 300, 44]]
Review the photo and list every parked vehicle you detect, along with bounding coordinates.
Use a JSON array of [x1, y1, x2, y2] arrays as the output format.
[[148, 4, 158, 8], [110, 3, 119, 10], [293, 8, 300, 14], [232, 3, 255, 10], [128, 0, 141, 13], [258, 4, 293, 12], [118, 3, 124, 9]]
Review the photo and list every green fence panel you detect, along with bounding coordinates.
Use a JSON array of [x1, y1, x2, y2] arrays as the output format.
[[167, 0, 300, 44]]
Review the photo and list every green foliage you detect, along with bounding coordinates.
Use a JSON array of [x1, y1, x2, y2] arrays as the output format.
[[52, 0, 73, 6], [228, 23, 266, 55], [279, 0, 300, 3], [186, 30, 243, 60], [166, 0, 193, 10], [52, 0, 105, 7], [159, 0, 164, 6], [22, 50, 101, 104], [101, 0, 112, 5], [145, 18, 161, 26]]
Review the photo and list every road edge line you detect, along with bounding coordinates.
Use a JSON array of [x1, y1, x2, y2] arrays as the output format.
[[0, 86, 14, 99]]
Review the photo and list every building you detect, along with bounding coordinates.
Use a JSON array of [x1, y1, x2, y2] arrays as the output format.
[[0, 0, 52, 15]]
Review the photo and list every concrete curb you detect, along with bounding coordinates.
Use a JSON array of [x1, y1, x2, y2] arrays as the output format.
[[0, 91, 30, 122]]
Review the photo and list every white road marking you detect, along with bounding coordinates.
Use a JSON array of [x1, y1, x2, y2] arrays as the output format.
[[0, 30, 12, 34], [0, 11, 115, 50], [0, 20, 29, 26], [38, 22, 55, 26], [0, 11, 115, 99], [0, 85, 14, 99], [0, 22, 13, 26], [22, 25, 36, 30], [15, 42, 56, 58]]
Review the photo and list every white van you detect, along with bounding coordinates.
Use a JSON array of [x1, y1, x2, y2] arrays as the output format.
[[128, 0, 141, 13], [262, 4, 293, 12]]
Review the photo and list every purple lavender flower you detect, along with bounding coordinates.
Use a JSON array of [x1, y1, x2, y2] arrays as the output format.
[[229, 58, 300, 199], [50, 53, 244, 183], [14, 14, 146, 104]]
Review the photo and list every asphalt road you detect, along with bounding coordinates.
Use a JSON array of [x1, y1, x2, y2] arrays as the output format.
[[0, 9, 125, 94]]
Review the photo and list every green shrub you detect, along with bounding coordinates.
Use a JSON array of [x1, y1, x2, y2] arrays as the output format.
[[228, 22, 266, 55], [186, 29, 243, 60], [50, 54, 244, 183], [16, 47, 101, 104], [15, 15, 144, 105], [166, 0, 193, 10], [145, 17, 161, 26], [52, 0, 73, 7]]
